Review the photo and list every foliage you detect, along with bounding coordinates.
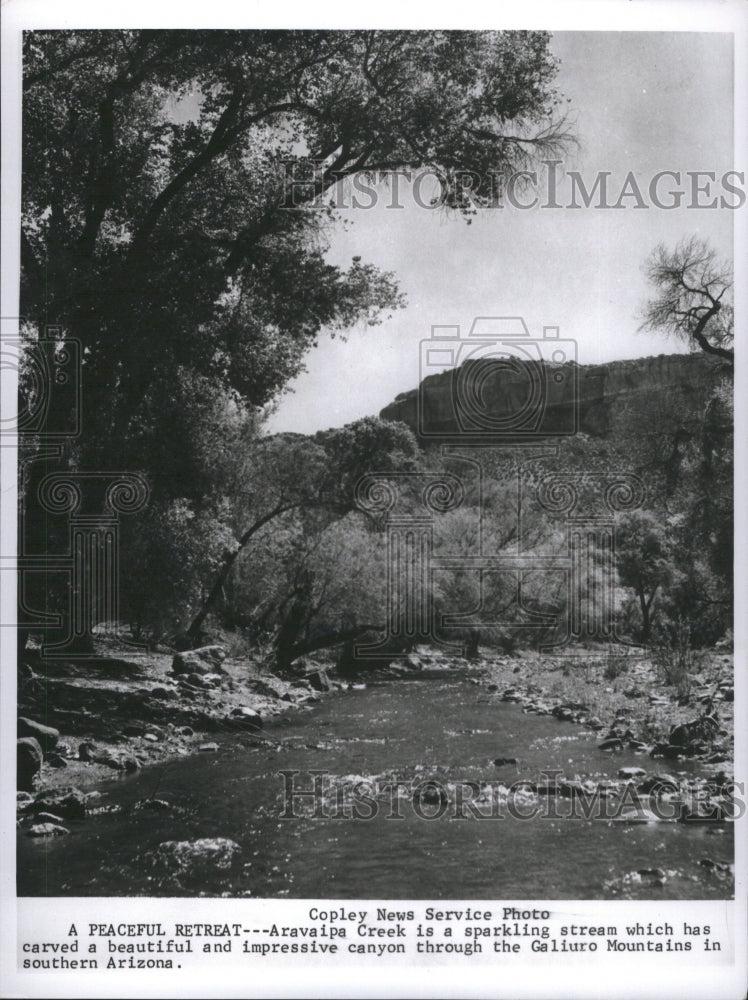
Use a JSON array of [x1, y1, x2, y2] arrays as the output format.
[[639, 236, 733, 363], [614, 510, 679, 642], [652, 621, 698, 702], [21, 30, 573, 641]]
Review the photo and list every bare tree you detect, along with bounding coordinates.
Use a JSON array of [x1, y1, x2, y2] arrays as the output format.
[[639, 236, 733, 364]]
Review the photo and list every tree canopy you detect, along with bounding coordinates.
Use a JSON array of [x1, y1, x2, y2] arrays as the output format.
[[21, 29, 572, 646], [22, 30, 569, 446], [639, 236, 734, 364]]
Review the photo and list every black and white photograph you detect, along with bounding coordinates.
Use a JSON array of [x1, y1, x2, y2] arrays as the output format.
[[1, 2, 746, 998]]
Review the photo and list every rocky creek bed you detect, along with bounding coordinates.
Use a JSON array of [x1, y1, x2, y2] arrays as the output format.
[[16, 642, 735, 899]]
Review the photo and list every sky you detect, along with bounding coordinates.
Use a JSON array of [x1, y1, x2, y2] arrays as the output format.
[[266, 31, 736, 435]]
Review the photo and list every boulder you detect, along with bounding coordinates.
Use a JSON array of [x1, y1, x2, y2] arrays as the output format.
[[493, 757, 518, 768], [636, 867, 667, 886], [248, 677, 287, 699], [78, 741, 98, 762], [17, 791, 35, 812], [27, 823, 70, 837], [199, 742, 219, 752], [93, 751, 125, 770], [558, 780, 591, 799], [33, 787, 87, 819], [35, 812, 65, 824], [306, 668, 331, 692], [598, 737, 624, 751], [148, 837, 240, 875], [17, 737, 43, 791], [637, 774, 679, 794], [18, 717, 59, 754], [230, 707, 263, 727], [618, 766, 647, 780], [501, 689, 523, 703], [134, 798, 171, 811], [172, 646, 227, 676]]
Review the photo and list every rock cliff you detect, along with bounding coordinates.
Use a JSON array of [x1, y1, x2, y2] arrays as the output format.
[[379, 352, 727, 443]]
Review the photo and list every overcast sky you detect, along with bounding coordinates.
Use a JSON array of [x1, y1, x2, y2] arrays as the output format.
[[266, 31, 735, 434]]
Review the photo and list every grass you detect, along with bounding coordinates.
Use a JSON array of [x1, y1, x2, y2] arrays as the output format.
[[652, 623, 700, 703]]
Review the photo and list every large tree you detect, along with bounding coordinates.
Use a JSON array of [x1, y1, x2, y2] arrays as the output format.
[[22, 30, 569, 434], [20, 29, 571, 643], [639, 236, 734, 365]]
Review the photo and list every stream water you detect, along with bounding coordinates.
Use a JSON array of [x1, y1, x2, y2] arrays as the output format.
[[18, 678, 734, 899]]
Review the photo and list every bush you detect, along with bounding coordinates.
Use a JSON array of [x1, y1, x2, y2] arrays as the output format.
[[603, 648, 629, 680], [652, 621, 698, 701]]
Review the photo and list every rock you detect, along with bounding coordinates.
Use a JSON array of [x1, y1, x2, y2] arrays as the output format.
[[379, 352, 720, 445], [148, 837, 240, 875], [248, 677, 287, 699], [598, 737, 624, 751], [618, 767, 647, 780], [306, 668, 331, 692], [637, 774, 679, 794], [414, 781, 448, 807], [501, 689, 523, 703], [405, 653, 423, 670], [122, 756, 141, 773], [199, 742, 219, 752], [78, 741, 98, 762], [172, 646, 227, 676], [181, 671, 211, 688], [17, 791, 35, 812], [94, 751, 125, 770], [123, 723, 146, 736], [659, 744, 689, 759], [180, 726, 194, 737], [27, 823, 70, 837], [637, 867, 667, 885], [552, 706, 575, 721], [17, 737, 43, 791], [230, 707, 263, 726], [134, 798, 171, 811], [33, 788, 88, 819], [698, 858, 732, 874], [35, 812, 64, 824], [144, 732, 160, 742], [493, 757, 518, 768], [558, 780, 590, 799], [46, 754, 68, 769], [18, 717, 59, 754]]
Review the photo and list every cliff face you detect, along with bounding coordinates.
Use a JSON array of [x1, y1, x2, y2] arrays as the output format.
[[379, 352, 726, 443]]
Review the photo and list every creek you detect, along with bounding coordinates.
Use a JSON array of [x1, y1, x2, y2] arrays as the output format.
[[17, 678, 734, 899]]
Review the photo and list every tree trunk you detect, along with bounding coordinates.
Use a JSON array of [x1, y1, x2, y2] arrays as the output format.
[[638, 582, 651, 643], [185, 502, 301, 644]]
